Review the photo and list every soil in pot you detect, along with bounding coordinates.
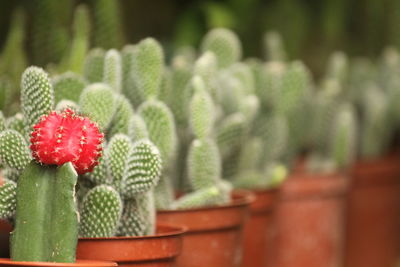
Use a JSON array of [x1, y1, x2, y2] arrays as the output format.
[[157, 190, 254, 267], [345, 153, 400, 267], [242, 188, 279, 267], [0, 259, 116, 267], [76, 224, 185, 267], [271, 172, 348, 267]]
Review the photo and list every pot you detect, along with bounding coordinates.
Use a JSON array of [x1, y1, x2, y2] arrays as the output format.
[[157, 190, 254, 267], [345, 154, 400, 267], [76, 224, 185, 267], [0, 221, 12, 258], [0, 259, 116, 267], [242, 188, 279, 267], [271, 172, 348, 267]]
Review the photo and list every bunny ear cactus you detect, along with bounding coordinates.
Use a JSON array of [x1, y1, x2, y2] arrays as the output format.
[[52, 72, 87, 104], [79, 83, 116, 130], [263, 31, 287, 62], [0, 178, 17, 219], [0, 111, 5, 132], [21, 67, 54, 139], [325, 51, 349, 87], [128, 114, 149, 142], [6, 113, 25, 136], [84, 48, 105, 83], [108, 95, 134, 137], [201, 28, 242, 69], [79, 185, 122, 238], [103, 49, 122, 93], [193, 52, 218, 91], [0, 130, 31, 172]]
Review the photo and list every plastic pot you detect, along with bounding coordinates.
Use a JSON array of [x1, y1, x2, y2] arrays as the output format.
[[76, 224, 184, 267], [242, 188, 279, 267], [157, 190, 254, 267], [271, 172, 348, 267], [0, 259, 116, 267], [345, 154, 400, 267]]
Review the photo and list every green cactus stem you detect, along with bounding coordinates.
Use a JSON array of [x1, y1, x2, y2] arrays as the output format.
[[0, 130, 31, 171], [103, 49, 122, 93], [84, 48, 105, 83], [11, 162, 78, 262], [0, 177, 17, 219], [52, 72, 87, 104]]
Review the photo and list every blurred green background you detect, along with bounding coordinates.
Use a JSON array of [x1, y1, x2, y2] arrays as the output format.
[[0, 0, 398, 75]]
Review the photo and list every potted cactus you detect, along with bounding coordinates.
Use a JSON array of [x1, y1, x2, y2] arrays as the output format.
[[115, 31, 253, 267], [0, 67, 115, 267], [345, 48, 400, 267]]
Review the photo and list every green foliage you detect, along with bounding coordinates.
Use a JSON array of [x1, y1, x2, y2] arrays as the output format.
[[79, 83, 116, 129], [0, 130, 31, 171], [79, 185, 122, 238], [52, 72, 87, 104], [21, 67, 54, 137], [201, 28, 242, 69], [0, 178, 17, 219], [84, 48, 105, 83]]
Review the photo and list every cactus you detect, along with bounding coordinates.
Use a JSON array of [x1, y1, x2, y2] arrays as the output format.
[[103, 49, 122, 93], [52, 72, 87, 104], [105, 134, 133, 192], [122, 140, 162, 198], [108, 95, 134, 137], [55, 100, 79, 111], [21, 67, 54, 139], [128, 115, 149, 142], [6, 113, 25, 136], [325, 51, 349, 86], [11, 162, 78, 262], [0, 111, 5, 132], [59, 5, 90, 73], [263, 31, 287, 62], [193, 52, 218, 90], [79, 185, 122, 238], [30, 109, 104, 175], [0, 178, 17, 219], [131, 38, 164, 100], [201, 28, 242, 69], [0, 130, 31, 171], [84, 48, 105, 83], [90, 0, 124, 49], [79, 83, 116, 130]]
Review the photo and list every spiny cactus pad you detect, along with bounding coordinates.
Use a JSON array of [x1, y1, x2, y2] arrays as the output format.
[[131, 38, 164, 100], [105, 134, 132, 191], [201, 28, 242, 69], [0, 177, 17, 219], [128, 115, 149, 142], [123, 139, 162, 198], [21, 66, 54, 136], [79, 83, 116, 129], [108, 95, 134, 137], [52, 72, 86, 104], [189, 77, 215, 138], [138, 100, 177, 162], [0, 130, 31, 171], [84, 48, 105, 83], [79, 185, 122, 238], [30, 109, 104, 175], [6, 113, 25, 136], [103, 49, 122, 93], [172, 186, 223, 209], [188, 138, 221, 191]]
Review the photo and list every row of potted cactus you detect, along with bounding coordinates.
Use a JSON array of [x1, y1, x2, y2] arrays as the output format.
[[0, 7, 399, 267]]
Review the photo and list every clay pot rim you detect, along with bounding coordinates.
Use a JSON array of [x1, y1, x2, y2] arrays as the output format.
[[158, 189, 254, 214], [0, 259, 116, 267], [247, 187, 279, 194], [78, 223, 186, 241]]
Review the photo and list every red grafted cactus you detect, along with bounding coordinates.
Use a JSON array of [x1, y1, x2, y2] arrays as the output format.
[[30, 108, 104, 174]]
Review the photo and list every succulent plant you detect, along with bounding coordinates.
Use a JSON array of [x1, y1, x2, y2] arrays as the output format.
[[84, 48, 105, 83], [103, 49, 122, 93], [52, 72, 87, 104], [263, 31, 287, 62]]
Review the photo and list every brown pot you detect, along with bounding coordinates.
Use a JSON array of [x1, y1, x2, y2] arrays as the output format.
[[0, 220, 12, 258], [345, 154, 400, 267], [271, 172, 348, 267], [157, 190, 254, 267], [76, 224, 185, 267], [242, 188, 279, 267], [0, 259, 116, 267]]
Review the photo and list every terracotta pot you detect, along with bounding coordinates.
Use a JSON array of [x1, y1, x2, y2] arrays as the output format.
[[345, 154, 400, 267], [0, 220, 12, 258], [0, 258, 116, 267], [76, 224, 185, 267], [242, 188, 279, 267], [271, 172, 348, 267], [157, 190, 254, 267]]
